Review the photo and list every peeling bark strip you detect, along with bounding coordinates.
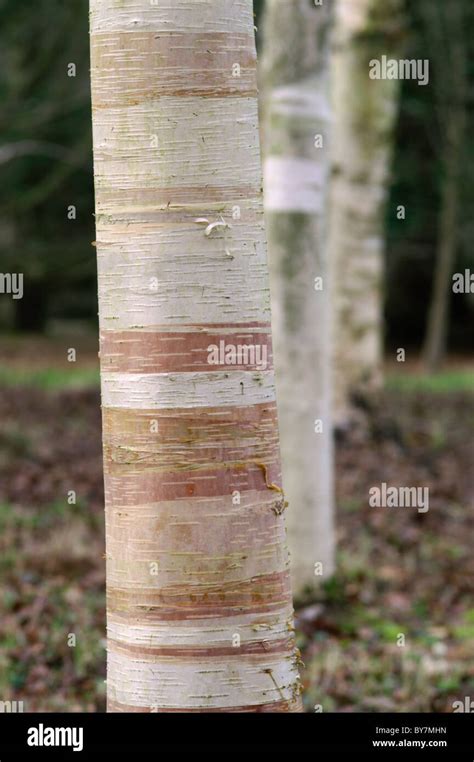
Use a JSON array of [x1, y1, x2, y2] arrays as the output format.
[[90, 32, 257, 103], [100, 328, 273, 373], [90, 0, 301, 712], [104, 466, 283, 505], [107, 572, 292, 620], [108, 698, 296, 713]]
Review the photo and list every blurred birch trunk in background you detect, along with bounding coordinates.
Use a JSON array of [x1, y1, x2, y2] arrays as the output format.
[[330, 0, 404, 427], [262, 0, 335, 595]]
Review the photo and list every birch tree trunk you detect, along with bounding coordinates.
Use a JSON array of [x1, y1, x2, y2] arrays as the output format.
[[329, 0, 404, 427], [89, 0, 302, 713], [261, 0, 335, 595]]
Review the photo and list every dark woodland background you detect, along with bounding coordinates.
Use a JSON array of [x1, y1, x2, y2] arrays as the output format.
[[0, 0, 472, 712]]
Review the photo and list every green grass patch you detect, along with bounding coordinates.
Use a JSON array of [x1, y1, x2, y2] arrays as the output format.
[[0, 499, 96, 532], [386, 370, 474, 393], [454, 610, 474, 642], [0, 366, 99, 390]]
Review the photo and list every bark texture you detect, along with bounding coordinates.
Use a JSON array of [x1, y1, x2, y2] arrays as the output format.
[[261, 0, 335, 594], [329, 0, 404, 426], [90, 0, 301, 712]]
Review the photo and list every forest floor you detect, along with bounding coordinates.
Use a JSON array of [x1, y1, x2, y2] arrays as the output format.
[[0, 336, 472, 712]]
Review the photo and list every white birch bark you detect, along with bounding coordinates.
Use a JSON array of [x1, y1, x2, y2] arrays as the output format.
[[262, 0, 335, 595], [90, 0, 302, 713], [329, 0, 404, 427]]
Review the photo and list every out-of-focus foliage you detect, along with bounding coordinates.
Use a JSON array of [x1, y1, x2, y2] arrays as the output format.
[[0, 0, 95, 331], [255, 0, 265, 28], [385, 0, 474, 351]]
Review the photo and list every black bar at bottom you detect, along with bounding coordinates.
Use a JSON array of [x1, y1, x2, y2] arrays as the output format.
[[0, 712, 472, 756]]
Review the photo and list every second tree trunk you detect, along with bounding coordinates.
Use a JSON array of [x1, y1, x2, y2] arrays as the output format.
[[262, 0, 335, 595], [329, 0, 404, 427]]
